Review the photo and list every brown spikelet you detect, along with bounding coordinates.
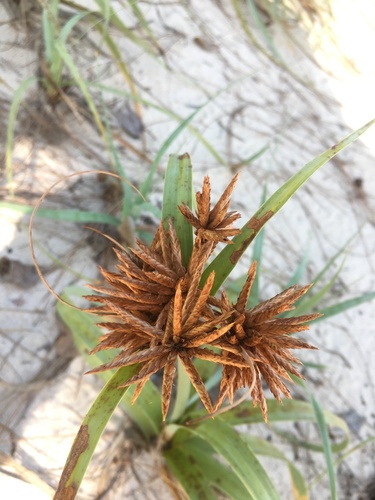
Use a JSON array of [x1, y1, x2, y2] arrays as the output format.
[[213, 262, 320, 421], [178, 174, 241, 243], [179, 353, 213, 413], [162, 353, 177, 420]]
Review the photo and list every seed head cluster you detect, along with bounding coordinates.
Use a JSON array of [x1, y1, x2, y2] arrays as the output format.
[[86, 174, 319, 421]]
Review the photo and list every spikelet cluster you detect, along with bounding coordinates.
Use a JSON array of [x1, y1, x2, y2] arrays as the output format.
[[86, 175, 319, 421]]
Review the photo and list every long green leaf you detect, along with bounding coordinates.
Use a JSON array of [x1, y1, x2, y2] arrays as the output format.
[[171, 427, 306, 499], [290, 229, 360, 313], [125, 0, 163, 54], [162, 153, 194, 267], [310, 435, 375, 489], [164, 447, 217, 500], [54, 365, 138, 499], [42, 8, 57, 65], [162, 154, 193, 420], [311, 396, 336, 500], [88, 82, 226, 165], [290, 257, 346, 316], [242, 435, 308, 500], [94, 0, 110, 23], [239, 143, 270, 167], [92, 0, 159, 57], [201, 119, 375, 294], [44, 4, 84, 89], [55, 39, 107, 141], [165, 433, 249, 500], [198, 399, 350, 453], [313, 291, 375, 321], [246, 0, 282, 61], [81, 3, 150, 121], [217, 397, 339, 424], [247, 185, 267, 308], [60, 12, 89, 44], [0, 202, 120, 225], [285, 244, 311, 288], [306, 230, 359, 292], [138, 107, 203, 200], [94, 23, 136, 94], [61, 0, 160, 58], [187, 418, 280, 499], [273, 428, 347, 454]]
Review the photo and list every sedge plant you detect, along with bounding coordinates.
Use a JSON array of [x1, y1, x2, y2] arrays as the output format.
[[49, 118, 375, 500]]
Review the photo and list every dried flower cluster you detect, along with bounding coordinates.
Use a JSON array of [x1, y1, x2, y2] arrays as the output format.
[[86, 175, 319, 421]]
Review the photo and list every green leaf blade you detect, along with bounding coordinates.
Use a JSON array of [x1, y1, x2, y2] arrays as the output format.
[[55, 39, 107, 141], [189, 418, 280, 499], [162, 153, 194, 267], [165, 433, 249, 500], [311, 396, 337, 500], [242, 435, 308, 500], [215, 399, 350, 454], [164, 446, 217, 500], [202, 120, 375, 294], [313, 291, 375, 322], [247, 185, 267, 308], [0, 202, 120, 225], [54, 365, 138, 499], [138, 106, 202, 200]]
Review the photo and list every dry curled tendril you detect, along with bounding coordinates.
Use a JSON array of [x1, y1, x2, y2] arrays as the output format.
[[85, 175, 320, 421]]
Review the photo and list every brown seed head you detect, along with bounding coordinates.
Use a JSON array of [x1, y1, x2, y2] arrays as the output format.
[[86, 176, 320, 422], [212, 262, 320, 421]]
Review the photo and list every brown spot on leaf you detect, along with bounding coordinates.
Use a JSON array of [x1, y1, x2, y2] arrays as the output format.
[[54, 425, 90, 500], [178, 152, 190, 160], [235, 407, 254, 419], [229, 211, 273, 264], [247, 211, 273, 233]]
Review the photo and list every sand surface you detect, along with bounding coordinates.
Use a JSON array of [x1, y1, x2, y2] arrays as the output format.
[[1, 1, 375, 498]]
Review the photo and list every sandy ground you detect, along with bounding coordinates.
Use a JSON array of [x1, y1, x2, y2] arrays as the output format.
[[1, 1, 375, 498]]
